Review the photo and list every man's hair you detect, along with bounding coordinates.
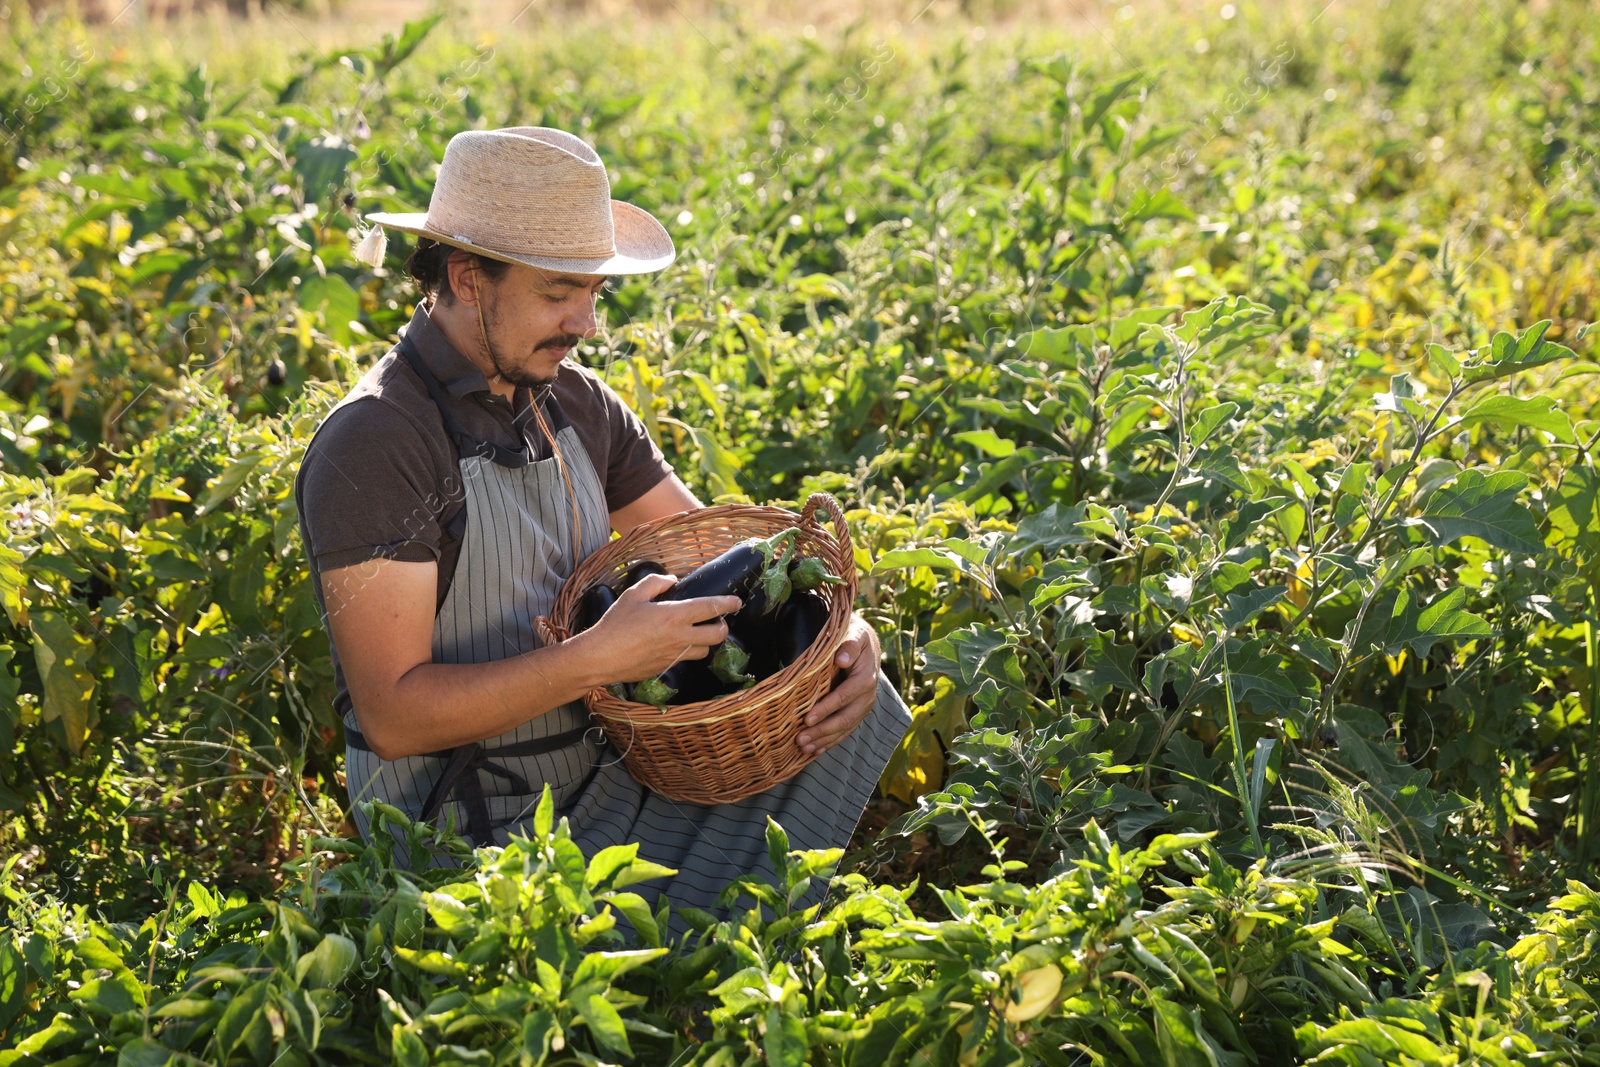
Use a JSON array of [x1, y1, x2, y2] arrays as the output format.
[[404, 237, 513, 304]]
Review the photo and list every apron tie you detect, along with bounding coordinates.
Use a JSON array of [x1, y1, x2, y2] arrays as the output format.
[[346, 725, 598, 845]]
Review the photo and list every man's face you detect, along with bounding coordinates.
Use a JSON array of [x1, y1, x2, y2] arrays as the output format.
[[458, 255, 609, 387]]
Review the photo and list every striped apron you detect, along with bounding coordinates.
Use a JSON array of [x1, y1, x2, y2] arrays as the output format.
[[341, 334, 914, 942]]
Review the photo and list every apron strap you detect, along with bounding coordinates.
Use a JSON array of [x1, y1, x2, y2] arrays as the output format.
[[397, 330, 531, 469], [345, 725, 597, 844]]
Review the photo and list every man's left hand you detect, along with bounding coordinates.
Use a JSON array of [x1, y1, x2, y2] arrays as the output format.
[[797, 613, 881, 757]]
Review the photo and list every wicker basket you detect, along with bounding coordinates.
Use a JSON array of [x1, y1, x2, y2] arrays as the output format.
[[535, 493, 857, 805]]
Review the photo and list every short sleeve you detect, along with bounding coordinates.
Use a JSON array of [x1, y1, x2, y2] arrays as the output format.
[[295, 397, 454, 573], [601, 388, 674, 511]]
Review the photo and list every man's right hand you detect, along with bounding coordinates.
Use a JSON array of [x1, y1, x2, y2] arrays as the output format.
[[569, 572, 741, 683]]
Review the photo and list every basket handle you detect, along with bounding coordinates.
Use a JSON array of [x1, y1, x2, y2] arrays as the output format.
[[536, 615, 568, 645], [800, 492, 850, 547]]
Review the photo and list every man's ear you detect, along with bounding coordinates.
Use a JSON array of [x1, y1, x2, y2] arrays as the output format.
[[447, 249, 479, 307]]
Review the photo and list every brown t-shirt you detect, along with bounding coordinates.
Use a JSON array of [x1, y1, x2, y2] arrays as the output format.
[[294, 298, 673, 721]]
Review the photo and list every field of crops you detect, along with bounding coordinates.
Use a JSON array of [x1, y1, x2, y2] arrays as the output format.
[[3, 0, 1600, 1062]]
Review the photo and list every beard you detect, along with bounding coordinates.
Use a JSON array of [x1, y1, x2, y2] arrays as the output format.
[[480, 302, 583, 387], [489, 337, 582, 387]]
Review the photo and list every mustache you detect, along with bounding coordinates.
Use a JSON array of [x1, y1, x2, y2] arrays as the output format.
[[537, 334, 585, 351]]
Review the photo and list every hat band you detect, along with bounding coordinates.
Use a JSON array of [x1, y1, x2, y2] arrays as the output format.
[[427, 221, 618, 260]]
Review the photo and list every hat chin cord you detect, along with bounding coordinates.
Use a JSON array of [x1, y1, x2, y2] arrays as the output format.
[[473, 272, 585, 571]]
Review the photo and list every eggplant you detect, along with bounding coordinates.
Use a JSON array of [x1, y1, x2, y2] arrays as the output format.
[[633, 656, 722, 708], [613, 559, 669, 594], [732, 587, 781, 679], [574, 582, 617, 634], [774, 591, 832, 673], [727, 584, 773, 637], [657, 528, 798, 604]]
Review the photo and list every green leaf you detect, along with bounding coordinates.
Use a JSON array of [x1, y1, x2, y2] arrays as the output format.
[[1457, 394, 1574, 442], [375, 11, 445, 75], [766, 817, 791, 884], [1189, 402, 1238, 447], [953, 429, 1016, 457], [1016, 324, 1095, 366], [391, 1023, 428, 1067], [1405, 469, 1542, 554], [1125, 187, 1195, 222], [923, 625, 1018, 692], [534, 783, 554, 840], [30, 611, 96, 757], [1304, 1018, 1451, 1062], [597, 892, 660, 949], [574, 991, 631, 1059], [1152, 996, 1210, 1067], [608, 859, 678, 890], [392, 876, 426, 950], [1387, 587, 1491, 658], [685, 424, 745, 498], [0, 939, 25, 1037], [214, 980, 269, 1057], [521, 1011, 556, 1064], [1463, 320, 1575, 383], [1426, 343, 1461, 379], [1008, 503, 1092, 557], [117, 1038, 175, 1067], [293, 933, 359, 989], [872, 547, 967, 574], [764, 1006, 808, 1067], [1108, 306, 1183, 349], [292, 135, 359, 202], [70, 976, 143, 1018], [584, 843, 640, 891], [571, 948, 669, 989], [297, 272, 361, 346], [196, 453, 266, 514], [1219, 585, 1287, 632]]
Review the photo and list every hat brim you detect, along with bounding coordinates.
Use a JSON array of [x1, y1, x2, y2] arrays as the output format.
[[364, 199, 675, 276]]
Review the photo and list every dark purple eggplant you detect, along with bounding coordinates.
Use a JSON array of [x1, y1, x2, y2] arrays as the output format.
[[774, 591, 832, 673], [728, 584, 772, 636], [574, 582, 617, 634], [634, 656, 722, 708], [657, 528, 798, 604], [613, 559, 669, 594]]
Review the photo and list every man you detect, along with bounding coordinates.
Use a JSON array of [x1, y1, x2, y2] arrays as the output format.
[[294, 126, 912, 938]]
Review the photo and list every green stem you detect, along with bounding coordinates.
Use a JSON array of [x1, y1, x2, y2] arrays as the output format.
[[1577, 581, 1600, 872], [1221, 643, 1266, 859]]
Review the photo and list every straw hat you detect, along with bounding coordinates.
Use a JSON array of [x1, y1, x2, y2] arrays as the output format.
[[354, 126, 675, 276]]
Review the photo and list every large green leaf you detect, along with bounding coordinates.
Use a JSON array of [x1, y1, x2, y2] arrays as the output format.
[[764, 1006, 808, 1067], [0, 939, 27, 1037], [30, 611, 96, 758], [1386, 587, 1491, 658], [1456, 393, 1575, 442], [297, 272, 361, 346], [1151, 996, 1211, 1067], [1462, 320, 1576, 383], [574, 991, 631, 1058], [1405, 469, 1541, 554], [293, 932, 358, 989], [923, 625, 1019, 693]]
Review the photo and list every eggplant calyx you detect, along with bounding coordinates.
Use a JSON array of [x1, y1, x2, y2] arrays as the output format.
[[631, 676, 677, 708], [758, 539, 797, 614], [710, 636, 753, 686], [750, 527, 800, 565], [788, 556, 844, 592]]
